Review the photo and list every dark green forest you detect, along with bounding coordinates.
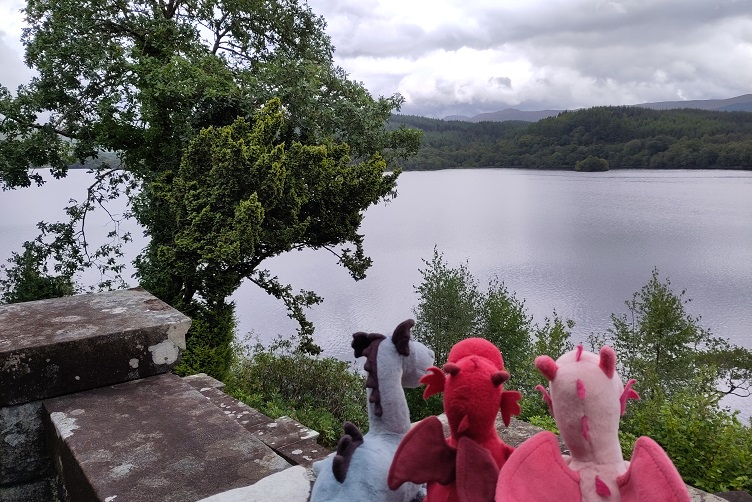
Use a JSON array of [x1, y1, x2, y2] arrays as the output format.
[[390, 107, 752, 170]]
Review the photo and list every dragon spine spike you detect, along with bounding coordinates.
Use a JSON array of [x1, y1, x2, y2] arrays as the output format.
[[576, 379, 586, 399], [391, 319, 414, 356], [581, 415, 590, 441], [575, 345, 584, 361], [599, 346, 616, 378], [595, 475, 611, 496], [443, 362, 460, 376], [535, 355, 558, 381], [491, 370, 510, 386]]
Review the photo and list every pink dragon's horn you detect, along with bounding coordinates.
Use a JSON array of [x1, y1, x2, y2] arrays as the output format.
[[535, 355, 558, 381], [443, 362, 460, 376], [599, 346, 616, 379], [491, 370, 510, 387]]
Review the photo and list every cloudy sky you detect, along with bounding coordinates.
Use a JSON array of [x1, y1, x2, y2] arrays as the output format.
[[1, 0, 751, 118]]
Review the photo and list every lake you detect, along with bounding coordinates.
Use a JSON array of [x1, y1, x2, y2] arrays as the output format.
[[1, 168, 751, 417]]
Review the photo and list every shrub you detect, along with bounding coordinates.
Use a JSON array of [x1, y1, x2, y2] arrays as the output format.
[[173, 301, 236, 381], [575, 155, 609, 171], [224, 336, 367, 447]]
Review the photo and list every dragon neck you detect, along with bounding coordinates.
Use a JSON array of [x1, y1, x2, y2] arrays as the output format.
[[365, 343, 411, 436]]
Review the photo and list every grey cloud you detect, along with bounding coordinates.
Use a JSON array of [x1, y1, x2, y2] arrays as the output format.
[[489, 76, 512, 88]]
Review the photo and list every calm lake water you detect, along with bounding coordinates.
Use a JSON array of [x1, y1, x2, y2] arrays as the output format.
[[1, 168, 751, 417]]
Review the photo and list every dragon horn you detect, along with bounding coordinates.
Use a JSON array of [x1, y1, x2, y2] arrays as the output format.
[[535, 355, 558, 381], [599, 346, 616, 379]]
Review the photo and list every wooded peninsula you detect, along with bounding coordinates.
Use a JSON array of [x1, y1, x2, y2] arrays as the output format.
[[390, 106, 752, 171]]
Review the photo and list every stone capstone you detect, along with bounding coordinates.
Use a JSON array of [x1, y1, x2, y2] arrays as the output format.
[[0, 288, 191, 406]]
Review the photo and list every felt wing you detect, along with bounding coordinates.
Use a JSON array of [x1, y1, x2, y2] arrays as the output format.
[[495, 431, 581, 502], [388, 415, 456, 490], [618, 436, 691, 502], [456, 436, 499, 502], [420, 366, 446, 399]]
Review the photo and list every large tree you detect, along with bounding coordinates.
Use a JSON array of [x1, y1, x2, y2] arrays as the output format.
[[0, 0, 420, 377]]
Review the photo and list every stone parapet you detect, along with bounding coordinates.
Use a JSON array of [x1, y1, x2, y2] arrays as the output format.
[[0, 288, 190, 406]]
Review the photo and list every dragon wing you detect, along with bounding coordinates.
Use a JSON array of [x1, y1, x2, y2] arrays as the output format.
[[618, 436, 691, 502], [495, 431, 581, 502], [388, 415, 456, 490], [455, 436, 499, 502]]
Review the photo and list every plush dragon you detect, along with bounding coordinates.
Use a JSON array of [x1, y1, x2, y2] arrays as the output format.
[[310, 319, 435, 502], [388, 337, 522, 502], [496, 345, 691, 502]]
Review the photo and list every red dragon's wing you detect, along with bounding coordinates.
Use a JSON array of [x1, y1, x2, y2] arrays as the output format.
[[455, 436, 499, 502], [388, 415, 456, 490], [618, 436, 691, 502], [495, 431, 581, 502]]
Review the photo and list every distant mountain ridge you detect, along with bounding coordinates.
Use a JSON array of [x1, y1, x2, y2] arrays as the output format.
[[446, 94, 752, 122]]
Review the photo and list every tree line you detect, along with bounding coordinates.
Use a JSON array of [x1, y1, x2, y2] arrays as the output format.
[[391, 107, 752, 170]]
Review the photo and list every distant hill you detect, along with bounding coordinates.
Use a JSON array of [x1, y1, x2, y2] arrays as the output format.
[[446, 109, 562, 122], [394, 106, 752, 171], [446, 94, 752, 122]]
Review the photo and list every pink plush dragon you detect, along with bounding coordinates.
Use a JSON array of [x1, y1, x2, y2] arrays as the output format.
[[496, 345, 691, 502]]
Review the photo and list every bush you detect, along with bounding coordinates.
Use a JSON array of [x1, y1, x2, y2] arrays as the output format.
[[224, 336, 367, 447], [574, 155, 609, 171], [620, 386, 752, 492], [173, 301, 236, 381]]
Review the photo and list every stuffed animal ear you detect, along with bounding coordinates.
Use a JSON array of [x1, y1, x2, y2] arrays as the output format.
[[599, 346, 616, 379], [392, 319, 414, 356], [535, 355, 558, 381], [352, 332, 385, 358]]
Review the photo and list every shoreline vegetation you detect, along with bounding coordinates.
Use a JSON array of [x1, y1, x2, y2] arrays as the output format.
[[389, 106, 752, 172]]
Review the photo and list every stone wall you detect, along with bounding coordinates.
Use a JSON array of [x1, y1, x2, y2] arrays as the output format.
[[0, 289, 190, 501]]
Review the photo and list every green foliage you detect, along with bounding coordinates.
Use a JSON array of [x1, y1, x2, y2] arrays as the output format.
[[410, 248, 574, 421], [391, 107, 752, 170], [527, 414, 559, 435], [620, 386, 752, 492], [574, 155, 609, 171], [591, 268, 752, 400], [173, 301, 236, 381], [412, 248, 482, 367], [0, 240, 76, 303], [225, 337, 367, 448]]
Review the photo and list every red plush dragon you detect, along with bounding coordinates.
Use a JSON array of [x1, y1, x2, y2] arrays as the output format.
[[388, 337, 522, 502]]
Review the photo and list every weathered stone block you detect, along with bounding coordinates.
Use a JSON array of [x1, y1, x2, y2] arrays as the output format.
[[0, 288, 190, 406], [43, 373, 290, 502], [273, 438, 330, 468], [0, 401, 52, 486]]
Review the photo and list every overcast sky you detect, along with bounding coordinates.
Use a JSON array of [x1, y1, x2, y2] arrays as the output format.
[[1, 0, 751, 118]]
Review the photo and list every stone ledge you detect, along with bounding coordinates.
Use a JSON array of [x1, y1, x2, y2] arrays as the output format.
[[186, 378, 330, 467], [43, 373, 290, 502], [0, 288, 191, 406]]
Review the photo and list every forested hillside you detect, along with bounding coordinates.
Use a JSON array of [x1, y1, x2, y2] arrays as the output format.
[[390, 107, 752, 170]]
